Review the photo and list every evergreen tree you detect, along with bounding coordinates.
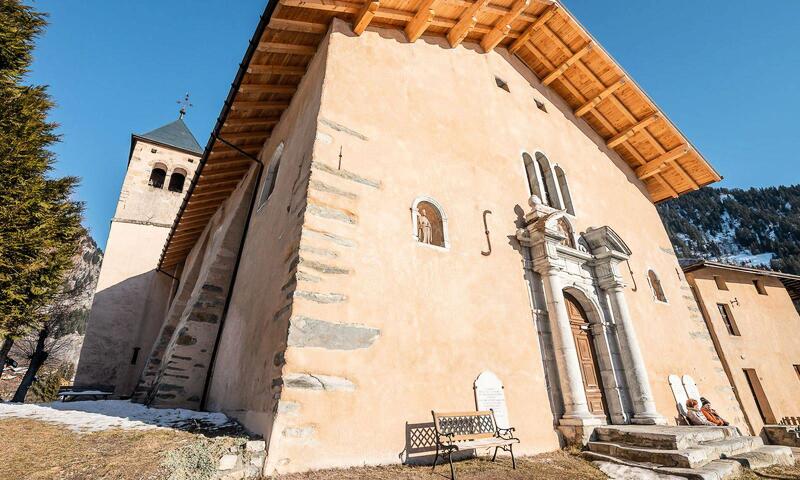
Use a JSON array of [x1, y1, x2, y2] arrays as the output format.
[[0, 1, 84, 362]]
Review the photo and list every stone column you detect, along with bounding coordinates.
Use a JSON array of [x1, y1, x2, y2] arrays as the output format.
[[540, 267, 594, 422], [601, 275, 666, 425]]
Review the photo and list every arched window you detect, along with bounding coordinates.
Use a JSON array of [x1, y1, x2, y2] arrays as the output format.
[[523, 153, 539, 198], [412, 197, 448, 248], [148, 165, 166, 188], [554, 166, 575, 215], [258, 142, 284, 211], [168, 168, 187, 193], [534, 152, 561, 209], [647, 269, 667, 303]]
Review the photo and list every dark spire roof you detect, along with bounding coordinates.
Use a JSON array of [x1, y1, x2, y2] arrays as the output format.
[[134, 118, 203, 155]]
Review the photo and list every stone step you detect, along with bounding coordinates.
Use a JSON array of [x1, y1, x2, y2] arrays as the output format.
[[698, 436, 763, 458], [587, 441, 713, 469], [593, 426, 739, 450], [584, 451, 743, 480], [726, 445, 795, 469]]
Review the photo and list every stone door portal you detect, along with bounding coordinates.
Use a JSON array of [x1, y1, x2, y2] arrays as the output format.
[[565, 293, 608, 418]]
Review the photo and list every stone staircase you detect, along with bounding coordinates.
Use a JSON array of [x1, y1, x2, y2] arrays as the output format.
[[583, 425, 795, 479]]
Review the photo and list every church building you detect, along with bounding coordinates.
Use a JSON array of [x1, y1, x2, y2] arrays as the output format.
[[76, 0, 797, 475]]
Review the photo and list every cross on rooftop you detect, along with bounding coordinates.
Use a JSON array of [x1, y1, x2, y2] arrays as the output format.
[[176, 93, 193, 119]]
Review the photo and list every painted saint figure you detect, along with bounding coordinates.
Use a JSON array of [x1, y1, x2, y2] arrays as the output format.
[[418, 210, 432, 244]]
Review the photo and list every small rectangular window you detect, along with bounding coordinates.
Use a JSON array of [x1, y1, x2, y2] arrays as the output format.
[[753, 279, 767, 295], [130, 347, 140, 365], [717, 303, 740, 336], [794, 365, 800, 383], [534, 98, 547, 112], [494, 76, 510, 92], [714, 275, 728, 291], [258, 142, 284, 211]]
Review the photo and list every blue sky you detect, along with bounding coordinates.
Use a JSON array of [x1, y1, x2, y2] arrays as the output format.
[[25, 0, 800, 248]]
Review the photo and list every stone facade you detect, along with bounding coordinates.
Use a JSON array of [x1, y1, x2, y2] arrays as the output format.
[[76, 129, 200, 395]]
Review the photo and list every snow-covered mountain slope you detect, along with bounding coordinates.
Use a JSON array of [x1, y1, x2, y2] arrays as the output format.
[[657, 185, 800, 274]]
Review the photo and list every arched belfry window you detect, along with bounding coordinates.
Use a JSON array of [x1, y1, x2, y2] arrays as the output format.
[[412, 197, 448, 249], [168, 168, 187, 193], [148, 164, 167, 189], [647, 269, 667, 303], [554, 166, 575, 215]]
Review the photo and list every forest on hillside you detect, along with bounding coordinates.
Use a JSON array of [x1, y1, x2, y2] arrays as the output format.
[[657, 184, 800, 275]]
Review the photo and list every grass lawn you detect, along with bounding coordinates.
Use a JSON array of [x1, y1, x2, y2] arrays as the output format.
[[2, 417, 799, 480]]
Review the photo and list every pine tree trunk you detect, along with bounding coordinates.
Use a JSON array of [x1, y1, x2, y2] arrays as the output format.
[[0, 336, 13, 377], [12, 326, 50, 403]]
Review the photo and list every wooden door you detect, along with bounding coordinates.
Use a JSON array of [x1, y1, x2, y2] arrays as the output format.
[[743, 368, 776, 425], [565, 293, 608, 417]]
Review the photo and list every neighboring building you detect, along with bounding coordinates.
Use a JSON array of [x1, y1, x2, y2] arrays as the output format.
[[75, 116, 202, 395], [76, 0, 783, 475], [683, 260, 800, 434]]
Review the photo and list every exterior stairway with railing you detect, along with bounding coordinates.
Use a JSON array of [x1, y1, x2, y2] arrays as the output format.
[[582, 425, 794, 479]]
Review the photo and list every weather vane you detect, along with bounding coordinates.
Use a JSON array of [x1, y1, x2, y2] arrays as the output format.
[[177, 93, 193, 119]]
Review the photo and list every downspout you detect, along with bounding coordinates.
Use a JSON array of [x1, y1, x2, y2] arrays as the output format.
[[200, 150, 263, 410], [688, 281, 756, 435]]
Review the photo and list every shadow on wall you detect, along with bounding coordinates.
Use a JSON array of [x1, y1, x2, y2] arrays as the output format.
[[75, 268, 173, 396]]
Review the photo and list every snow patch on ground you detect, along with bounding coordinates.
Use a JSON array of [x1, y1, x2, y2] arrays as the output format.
[[0, 400, 233, 433]]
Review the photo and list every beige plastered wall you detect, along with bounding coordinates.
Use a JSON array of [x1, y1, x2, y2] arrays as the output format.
[[199, 21, 739, 473], [686, 267, 800, 433], [76, 139, 198, 394]]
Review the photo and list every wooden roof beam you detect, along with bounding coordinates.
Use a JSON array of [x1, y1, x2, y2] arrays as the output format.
[[606, 113, 661, 148], [509, 4, 558, 54], [230, 101, 290, 112], [671, 160, 700, 190], [257, 42, 317, 56], [447, 0, 491, 47], [575, 77, 627, 117], [353, 0, 380, 35], [219, 131, 270, 142], [224, 117, 281, 127], [481, 0, 530, 52], [542, 42, 592, 86], [267, 17, 328, 34], [239, 84, 297, 95], [636, 145, 691, 180], [405, 0, 436, 42], [247, 64, 307, 76]]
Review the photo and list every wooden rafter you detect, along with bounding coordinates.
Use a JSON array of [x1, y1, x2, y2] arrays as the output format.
[[509, 4, 558, 53], [230, 101, 290, 111], [606, 113, 661, 148], [257, 41, 317, 56], [447, 0, 491, 47], [480, 0, 530, 52], [574, 77, 626, 117], [268, 17, 328, 34], [635, 145, 691, 180], [353, 0, 380, 35], [542, 42, 592, 86], [239, 84, 297, 95], [219, 131, 270, 142], [247, 64, 307, 76], [224, 117, 281, 127], [405, 0, 436, 42]]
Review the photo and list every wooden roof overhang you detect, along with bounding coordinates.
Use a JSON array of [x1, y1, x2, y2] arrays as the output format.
[[158, 0, 721, 269]]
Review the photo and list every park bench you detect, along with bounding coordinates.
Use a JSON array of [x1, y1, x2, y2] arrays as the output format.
[[57, 386, 113, 402], [431, 410, 519, 480]]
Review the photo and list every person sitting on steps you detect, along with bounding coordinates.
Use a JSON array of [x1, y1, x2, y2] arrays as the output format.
[[686, 398, 715, 426], [700, 397, 730, 426]]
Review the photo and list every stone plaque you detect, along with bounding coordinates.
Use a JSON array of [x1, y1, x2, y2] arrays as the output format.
[[474, 371, 510, 429]]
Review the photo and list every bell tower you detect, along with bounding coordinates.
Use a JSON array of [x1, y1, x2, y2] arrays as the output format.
[[76, 106, 204, 396]]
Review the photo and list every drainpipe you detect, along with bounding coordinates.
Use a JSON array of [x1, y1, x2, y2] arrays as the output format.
[[688, 281, 755, 435]]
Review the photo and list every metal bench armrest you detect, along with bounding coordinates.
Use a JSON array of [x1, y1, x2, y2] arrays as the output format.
[[496, 427, 517, 440], [437, 432, 455, 445]]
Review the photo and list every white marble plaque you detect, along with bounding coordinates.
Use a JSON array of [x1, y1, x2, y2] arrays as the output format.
[[474, 371, 510, 429]]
